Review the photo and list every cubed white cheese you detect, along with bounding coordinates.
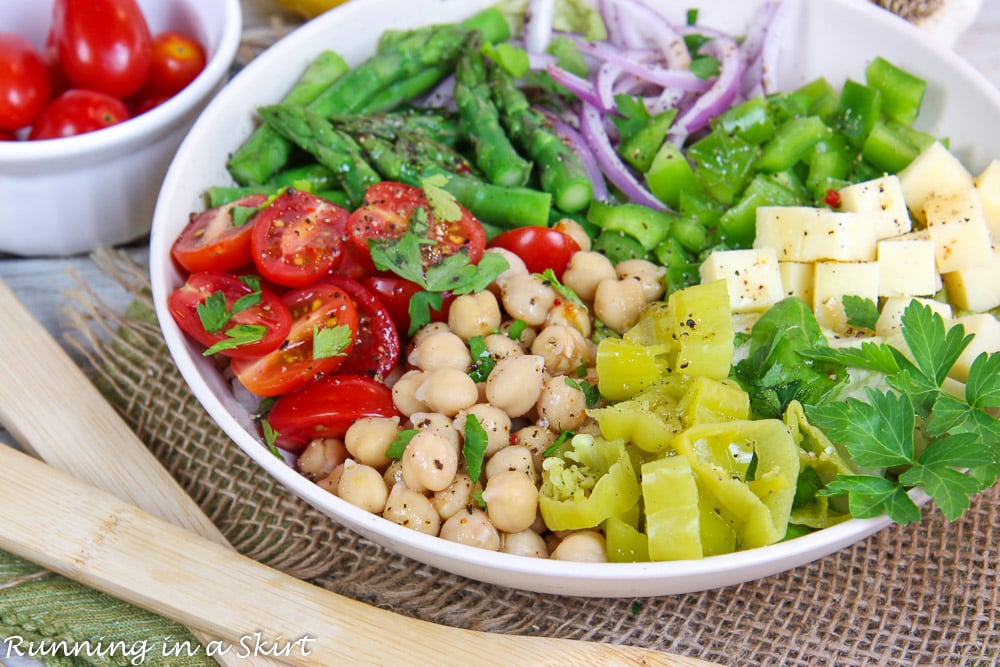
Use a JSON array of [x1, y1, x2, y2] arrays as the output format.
[[698, 248, 784, 314], [875, 296, 953, 338], [779, 261, 814, 303], [941, 249, 1000, 312], [924, 190, 993, 273], [950, 313, 1000, 382], [974, 159, 1000, 240], [876, 237, 940, 297], [838, 174, 912, 239], [800, 210, 878, 262], [812, 261, 879, 333], [754, 206, 807, 261], [897, 142, 975, 224]]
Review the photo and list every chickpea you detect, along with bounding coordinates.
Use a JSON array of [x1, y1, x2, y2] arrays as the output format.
[[337, 460, 389, 514], [392, 369, 429, 416], [448, 291, 502, 341], [553, 218, 592, 252], [383, 482, 440, 536], [500, 273, 557, 326], [415, 367, 479, 416], [562, 251, 616, 302], [483, 333, 524, 361], [409, 411, 461, 450], [484, 445, 537, 483], [550, 530, 608, 562], [512, 424, 557, 469], [454, 403, 512, 458], [410, 321, 451, 347], [383, 459, 404, 487], [593, 278, 645, 333], [484, 247, 528, 292], [616, 258, 667, 302], [297, 438, 348, 481], [432, 473, 475, 520], [344, 416, 400, 470], [401, 429, 459, 493], [316, 464, 346, 495], [439, 506, 500, 551], [530, 325, 588, 375], [485, 354, 545, 418], [500, 529, 550, 558], [536, 375, 588, 432], [500, 321, 537, 349], [481, 470, 539, 534], [407, 330, 471, 372], [544, 300, 591, 338]]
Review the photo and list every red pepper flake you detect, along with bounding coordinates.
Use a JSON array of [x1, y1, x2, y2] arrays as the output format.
[[823, 189, 842, 208]]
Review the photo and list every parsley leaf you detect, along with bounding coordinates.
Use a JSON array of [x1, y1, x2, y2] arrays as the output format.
[[260, 419, 283, 459], [843, 295, 879, 330], [463, 414, 489, 483], [507, 319, 527, 341], [807, 390, 914, 469], [312, 324, 352, 360], [565, 376, 601, 408], [203, 324, 267, 356], [481, 41, 530, 78], [407, 291, 444, 336], [386, 429, 418, 460], [901, 302, 973, 387], [468, 336, 495, 383], [196, 291, 231, 333], [821, 475, 922, 524], [421, 174, 462, 223]]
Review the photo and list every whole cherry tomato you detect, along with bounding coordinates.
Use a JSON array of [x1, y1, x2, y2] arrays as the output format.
[[0, 33, 52, 131], [488, 226, 581, 278], [51, 0, 152, 99], [28, 89, 130, 140], [143, 31, 207, 98]]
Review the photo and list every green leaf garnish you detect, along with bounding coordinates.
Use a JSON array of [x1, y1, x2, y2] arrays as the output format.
[[203, 324, 267, 356], [386, 429, 418, 460], [481, 41, 530, 78], [468, 335, 495, 383], [421, 174, 462, 223], [843, 295, 879, 330], [260, 419, 283, 459], [463, 414, 489, 483], [312, 324, 352, 360]]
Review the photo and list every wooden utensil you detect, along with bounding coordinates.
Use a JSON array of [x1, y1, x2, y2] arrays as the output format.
[[0, 278, 723, 665], [0, 445, 716, 666]]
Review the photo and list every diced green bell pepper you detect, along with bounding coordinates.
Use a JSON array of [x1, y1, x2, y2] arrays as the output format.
[[687, 128, 757, 206], [713, 96, 776, 145], [645, 140, 700, 210], [864, 56, 926, 126], [832, 80, 882, 147], [755, 116, 832, 173]]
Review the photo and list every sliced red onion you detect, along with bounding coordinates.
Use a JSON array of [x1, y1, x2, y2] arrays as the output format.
[[413, 73, 456, 109], [595, 61, 624, 112], [669, 34, 744, 140], [547, 63, 610, 112], [544, 110, 609, 202], [599, 0, 626, 46], [760, 0, 795, 93], [579, 102, 666, 210], [607, 0, 691, 71], [571, 37, 712, 92], [523, 0, 556, 54]]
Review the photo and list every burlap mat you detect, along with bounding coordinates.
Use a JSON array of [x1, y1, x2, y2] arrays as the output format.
[[57, 240, 997, 667]]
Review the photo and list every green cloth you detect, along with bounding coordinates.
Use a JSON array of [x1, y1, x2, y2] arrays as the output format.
[[0, 551, 215, 667]]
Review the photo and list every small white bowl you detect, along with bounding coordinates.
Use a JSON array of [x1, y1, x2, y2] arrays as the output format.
[[0, 0, 242, 257], [150, 0, 1000, 597]]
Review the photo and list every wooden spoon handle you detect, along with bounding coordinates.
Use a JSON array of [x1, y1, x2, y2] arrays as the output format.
[[0, 277, 283, 667], [0, 445, 715, 667]]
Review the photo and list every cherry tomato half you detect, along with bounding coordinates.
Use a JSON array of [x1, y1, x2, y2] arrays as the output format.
[[143, 30, 206, 98], [230, 282, 359, 397], [252, 189, 351, 288], [361, 275, 452, 337], [167, 271, 292, 359], [322, 275, 400, 382], [28, 89, 130, 139], [0, 33, 52, 131], [346, 181, 486, 269], [171, 194, 268, 274], [264, 374, 400, 455], [488, 226, 581, 277], [51, 0, 152, 99]]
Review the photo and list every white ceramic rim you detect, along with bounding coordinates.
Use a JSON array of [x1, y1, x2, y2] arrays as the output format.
[[150, 0, 1000, 597], [0, 0, 243, 163]]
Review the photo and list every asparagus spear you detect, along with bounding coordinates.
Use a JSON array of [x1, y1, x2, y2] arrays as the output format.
[[453, 32, 533, 187], [258, 105, 380, 207], [355, 132, 551, 228], [489, 60, 594, 214], [228, 50, 350, 185], [329, 110, 462, 147]]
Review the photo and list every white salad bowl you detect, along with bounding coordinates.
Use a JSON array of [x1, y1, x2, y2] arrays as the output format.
[[149, 0, 1000, 597]]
